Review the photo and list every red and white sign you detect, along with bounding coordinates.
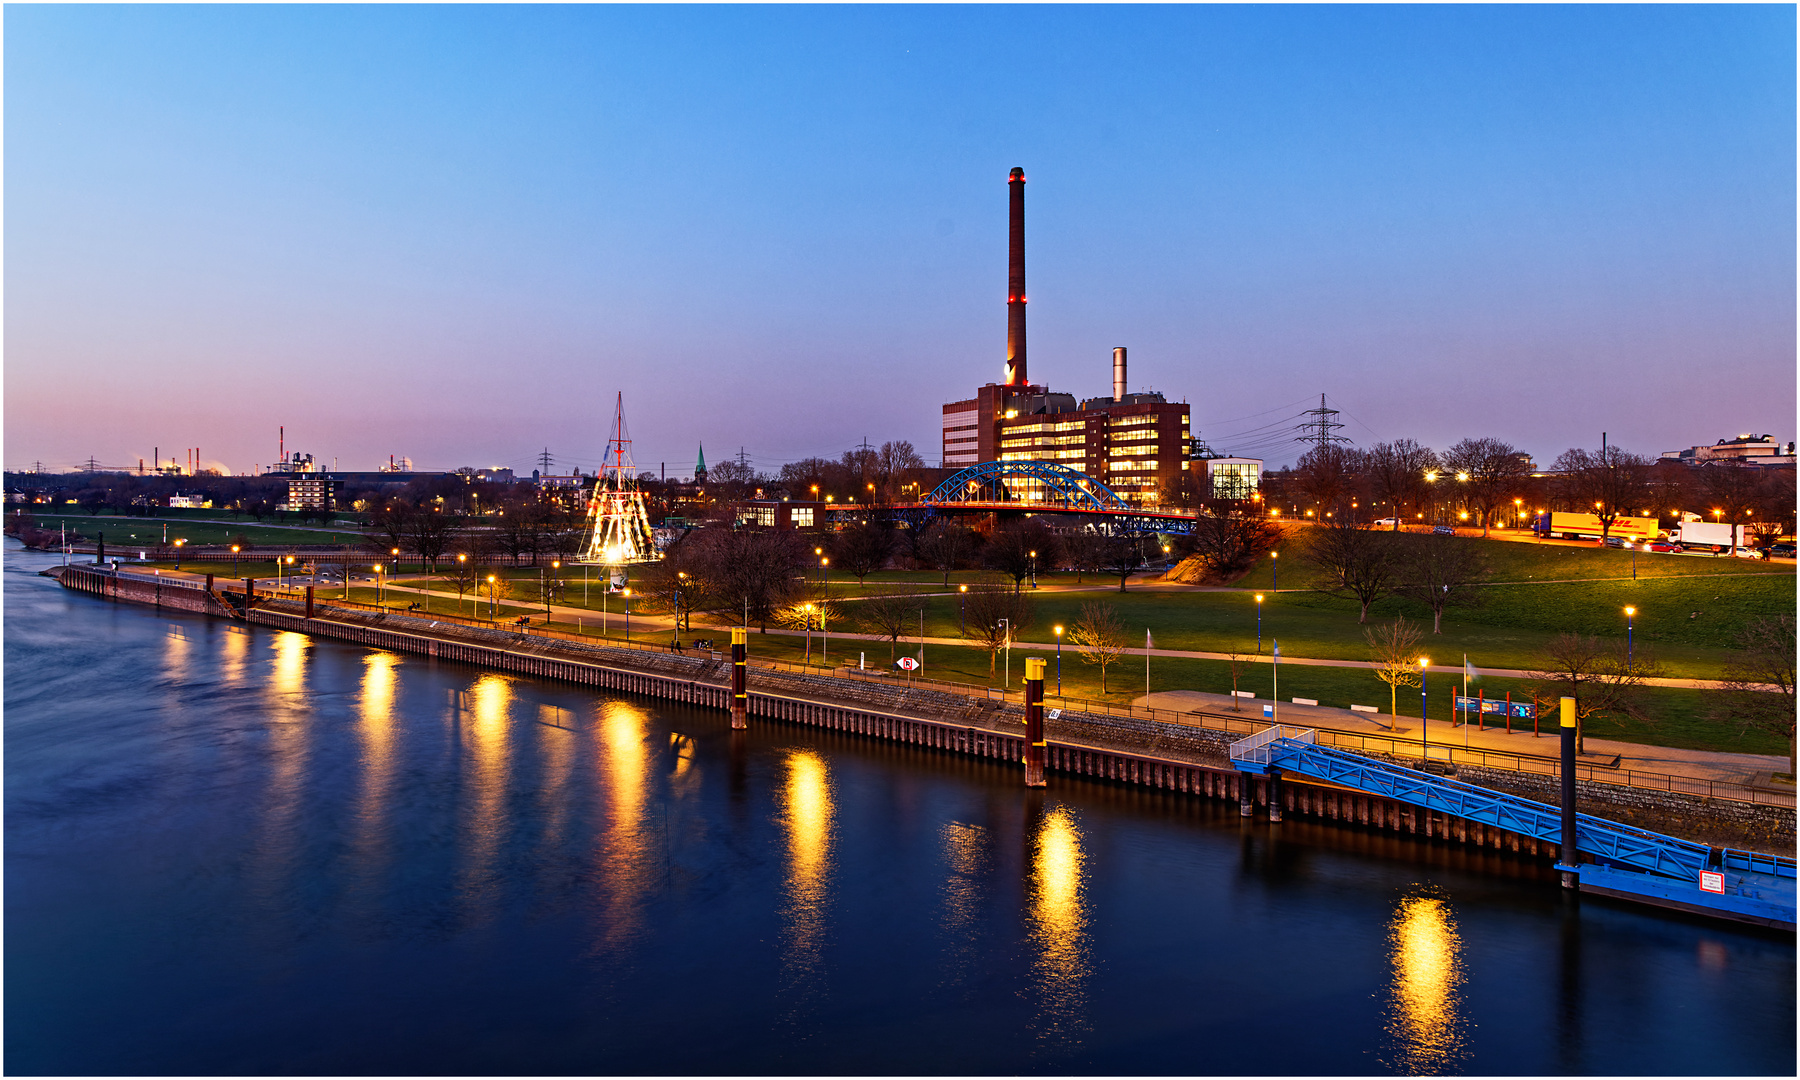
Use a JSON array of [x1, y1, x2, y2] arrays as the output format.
[[896, 657, 920, 671], [1698, 870, 1725, 894]]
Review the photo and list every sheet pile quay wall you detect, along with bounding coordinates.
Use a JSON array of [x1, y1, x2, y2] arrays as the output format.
[[49, 567, 1793, 856]]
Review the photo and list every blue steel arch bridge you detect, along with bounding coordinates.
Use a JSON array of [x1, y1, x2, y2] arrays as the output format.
[[831, 460, 1200, 535]]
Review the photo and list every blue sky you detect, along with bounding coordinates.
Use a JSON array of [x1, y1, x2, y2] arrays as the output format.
[[6, 4, 1793, 476]]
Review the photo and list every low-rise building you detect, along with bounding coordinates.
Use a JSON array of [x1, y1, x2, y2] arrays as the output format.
[[1661, 434, 1796, 467]]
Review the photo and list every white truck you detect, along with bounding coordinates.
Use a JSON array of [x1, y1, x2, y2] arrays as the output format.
[[1667, 521, 1743, 553]]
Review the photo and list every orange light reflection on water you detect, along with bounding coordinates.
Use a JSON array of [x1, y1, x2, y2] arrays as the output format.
[[779, 750, 834, 1000], [1026, 804, 1090, 1054], [1383, 893, 1468, 1074], [456, 674, 511, 927]]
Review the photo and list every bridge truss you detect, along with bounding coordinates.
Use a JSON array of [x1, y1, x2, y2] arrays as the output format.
[[905, 460, 1200, 535]]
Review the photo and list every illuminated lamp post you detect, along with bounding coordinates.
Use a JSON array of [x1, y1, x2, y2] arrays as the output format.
[[1255, 592, 1264, 653], [374, 564, 384, 606], [1271, 549, 1278, 592], [391, 547, 400, 577], [821, 556, 829, 590], [1054, 624, 1064, 694], [457, 553, 468, 615], [487, 574, 497, 619], [1029, 549, 1037, 588], [173, 538, 186, 571], [231, 544, 240, 577], [1624, 606, 1635, 665], [623, 587, 632, 644], [1419, 656, 1431, 759], [959, 583, 968, 638]]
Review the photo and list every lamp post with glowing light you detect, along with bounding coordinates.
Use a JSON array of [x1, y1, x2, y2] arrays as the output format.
[[374, 564, 384, 606], [622, 587, 633, 643], [457, 553, 469, 615], [390, 547, 400, 578], [959, 583, 968, 638], [1054, 624, 1064, 694], [173, 538, 186, 571], [1255, 593, 1264, 653], [1271, 549, 1278, 592], [231, 544, 240, 577], [486, 574, 497, 619], [1624, 606, 1636, 665], [1418, 656, 1431, 758]]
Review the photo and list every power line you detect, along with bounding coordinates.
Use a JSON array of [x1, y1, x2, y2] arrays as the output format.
[[1294, 393, 1350, 450]]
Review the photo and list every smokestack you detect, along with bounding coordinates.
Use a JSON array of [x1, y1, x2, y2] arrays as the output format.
[[280, 426, 284, 467], [1005, 166, 1027, 386], [1112, 347, 1127, 402]]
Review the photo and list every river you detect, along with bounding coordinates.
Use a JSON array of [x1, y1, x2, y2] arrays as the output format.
[[5, 543, 1794, 1074]]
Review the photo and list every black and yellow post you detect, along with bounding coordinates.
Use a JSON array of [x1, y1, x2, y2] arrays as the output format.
[[305, 585, 315, 619], [730, 628, 748, 730], [1556, 696, 1579, 889], [1023, 657, 1046, 787], [244, 577, 255, 610]]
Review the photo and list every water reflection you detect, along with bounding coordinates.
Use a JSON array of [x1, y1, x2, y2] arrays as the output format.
[[594, 702, 656, 949], [250, 633, 312, 922], [219, 625, 250, 684], [938, 820, 989, 989], [457, 674, 512, 927], [348, 653, 400, 902], [1382, 891, 1469, 1074], [1025, 804, 1090, 1056], [779, 750, 835, 1008]]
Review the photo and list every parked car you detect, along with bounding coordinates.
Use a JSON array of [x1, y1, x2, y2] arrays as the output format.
[[1432, 525, 1455, 536], [1603, 536, 1626, 548], [1372, 518, 1399, 527], [1768, 543, 1796, 559], [1645, 541, 1680, 553]]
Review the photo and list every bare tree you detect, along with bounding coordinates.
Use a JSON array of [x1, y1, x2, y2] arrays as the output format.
[[1394, 532, 1489, 632], [983, 519, 1062, 593], [1096, 531, 1148, 592], [404, 504, 458, 570], [1713, 614, 1796, 777], [1225, 649, 1252, 711], [1070, 601, 1130, 693], [1305, 520, 1401, 623], [1365, 439, 1438, 529], [1173, 509, 1281, 583], [853, 590, 925, 661], [1441, 438, 1531, 535], [1527, 633, 1664, 753], [1293, 443, 1360, 519], [965, 584, 1035, 676], [829, 522, 896, 585], [875, 439, 926, 503], [694, 527, 808, 631], [1364, 616, 1424, 726], [1553, 445, 1652, 540], [917, 520, 981, 585]]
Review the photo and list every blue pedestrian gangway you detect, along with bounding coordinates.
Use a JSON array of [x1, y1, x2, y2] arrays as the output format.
[[1230, 726, 1795, 929]]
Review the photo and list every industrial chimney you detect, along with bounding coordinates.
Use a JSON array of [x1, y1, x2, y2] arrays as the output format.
[[1005, 167, 1027, 386], [1112, 347, 1127, 402]]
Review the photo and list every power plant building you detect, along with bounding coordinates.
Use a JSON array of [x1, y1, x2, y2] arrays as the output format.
[[940, 167, 1195, 507]]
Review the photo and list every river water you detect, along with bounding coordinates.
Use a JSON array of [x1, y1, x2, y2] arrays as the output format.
[[6, 544, 1794, 1075]]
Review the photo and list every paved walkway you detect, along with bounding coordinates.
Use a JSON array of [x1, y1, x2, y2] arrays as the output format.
[[1129, 689, 1788, 790]]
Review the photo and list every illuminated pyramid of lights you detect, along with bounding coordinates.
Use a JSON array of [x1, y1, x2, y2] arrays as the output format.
[[579, 392, 657, 565]]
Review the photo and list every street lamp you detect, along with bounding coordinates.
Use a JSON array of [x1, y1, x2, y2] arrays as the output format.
[[959, 583, 968, 638], [1271, 549, 1278, 592], [623, 587, 632, 643], [1029, 549, 1037, 588], [1419, 656, 1431, 758], [282, 554, 295, 594], [173, 538, 186, 571], [231, 544, 240, 577], [1255, 593, 1264, 653], [1054, 624, 1064, 694], [803, 601, 815, 665], [821, 556, 829, 589], [1624, 606, 1636, 665], [374, 564, 384, 605], [391, 547, 400, 577]]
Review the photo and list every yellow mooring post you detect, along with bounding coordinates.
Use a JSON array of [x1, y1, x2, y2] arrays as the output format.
[[1023, 656, 1046, 787], [730, 628, 748, 730], [1557, 696, 1579, 889]]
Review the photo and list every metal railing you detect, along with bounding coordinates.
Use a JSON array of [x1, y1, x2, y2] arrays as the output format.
[[216, 589, 1796, 810], [1229, 725, 1316, 766]]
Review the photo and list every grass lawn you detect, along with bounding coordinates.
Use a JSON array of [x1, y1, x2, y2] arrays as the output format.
[[26, 511, 365, 548]]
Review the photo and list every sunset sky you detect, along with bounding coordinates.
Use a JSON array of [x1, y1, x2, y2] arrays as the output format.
[[6, 5, 1793, 477]]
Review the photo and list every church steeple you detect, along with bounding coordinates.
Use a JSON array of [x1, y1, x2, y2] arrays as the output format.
[[695, 444, 707, 485]]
